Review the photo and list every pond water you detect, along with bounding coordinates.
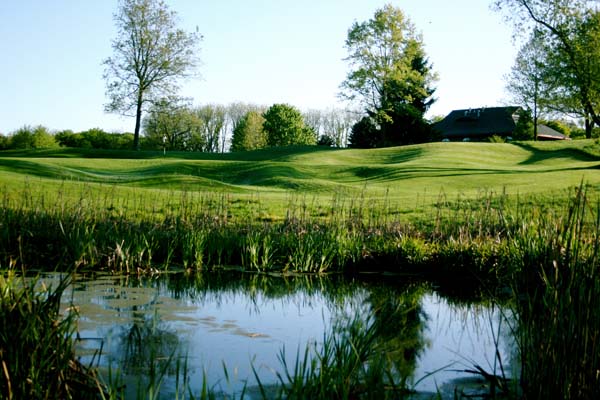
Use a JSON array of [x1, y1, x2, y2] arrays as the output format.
[[48, 271, 517, 399]]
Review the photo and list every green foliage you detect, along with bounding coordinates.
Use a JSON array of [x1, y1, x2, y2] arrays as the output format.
[[348, 116, 381, 148], [0, 273, 102, 399], [495, 0, 600, 138], [488, 135, 506, 143], [506, 28, 548, 133], [103, 0, 202, 149], [340, 4, 437, 147], [143, 99, 202, 151], [55, 128, 133, 150], [231, 110, 267, 151], [8, 125, 57, 149], [317, 135, 335, 147], [512, 108, 534, 140], [195, 104, 227, 153], [0, 134, 8, 150], [263, 103, 317, 147]]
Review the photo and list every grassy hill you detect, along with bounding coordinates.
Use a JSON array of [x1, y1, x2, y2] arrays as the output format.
[[1, 140, 599, 218]]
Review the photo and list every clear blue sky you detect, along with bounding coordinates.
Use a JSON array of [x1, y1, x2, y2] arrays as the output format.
[[0, 0, 517, 134]]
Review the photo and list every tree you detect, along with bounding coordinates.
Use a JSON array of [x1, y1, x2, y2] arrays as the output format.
[[230, 111, 267, 152], [103, 0, 202, 150], [263, 104, 317, 147], [195, 104, 227, 153], [513, 108, 535, 140], [8, 125, 57, 149], [494, 0, 600, 138], [505, 29, 550, 140], [0, 134, 8, 150], [348, 117, 381, 148], [340, 4, 437, 147], [322, 108, 359, 147], [143, 98, 202, 151]]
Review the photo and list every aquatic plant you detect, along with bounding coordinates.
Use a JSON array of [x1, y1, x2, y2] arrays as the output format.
[[0, 270, 103, 399]]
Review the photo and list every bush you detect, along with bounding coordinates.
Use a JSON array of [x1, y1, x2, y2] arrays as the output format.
[[8, 125, 57, 149], [318, 135, 335, 147], [488, 135, 505, 143], [56, 128, 134, 150]]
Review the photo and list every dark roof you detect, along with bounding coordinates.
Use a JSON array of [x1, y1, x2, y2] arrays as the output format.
[[536, 124, 570, 140], [434, 106, 521, 138]]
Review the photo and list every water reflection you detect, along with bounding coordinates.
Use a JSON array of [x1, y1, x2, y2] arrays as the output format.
[[49, 271, 513, 398]]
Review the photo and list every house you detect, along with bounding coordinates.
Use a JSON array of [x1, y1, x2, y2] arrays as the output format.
[[434, 106, 570, 141], [536, 124, 571, 141], [434, 106, 521, 141]]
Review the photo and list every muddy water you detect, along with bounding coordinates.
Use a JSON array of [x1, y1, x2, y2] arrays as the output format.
[[49, 271, 516, 398]]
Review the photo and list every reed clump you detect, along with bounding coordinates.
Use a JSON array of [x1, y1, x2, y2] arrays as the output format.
[[1, 184, 597, 281], [506, 186, 600, 399], [0, 270, 104, 399]]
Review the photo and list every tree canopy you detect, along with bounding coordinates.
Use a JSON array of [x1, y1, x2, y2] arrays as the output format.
[[231, 111, 267, 152], [505, 29, 550, 140], [495, 0, 600, 137], [263, 104, 317, 147], [340, 4, 437, 147], [103, 0, 202, 150]]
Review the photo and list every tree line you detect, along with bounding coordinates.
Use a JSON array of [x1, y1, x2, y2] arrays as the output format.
[[4, 1, 599, 151], [100, 0, 439, 150], [0, 104, 359, 152]]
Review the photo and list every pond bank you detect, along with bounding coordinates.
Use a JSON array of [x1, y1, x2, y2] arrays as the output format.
[[1, 186, 600, 398]]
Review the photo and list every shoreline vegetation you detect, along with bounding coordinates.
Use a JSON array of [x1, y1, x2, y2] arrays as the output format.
[[1, 142, 600, 398]]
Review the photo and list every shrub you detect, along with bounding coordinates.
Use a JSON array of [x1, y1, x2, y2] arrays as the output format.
[[488, 135, 505, 143], [8, 125, 57, 149]]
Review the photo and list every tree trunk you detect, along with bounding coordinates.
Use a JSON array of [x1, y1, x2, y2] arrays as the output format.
[[133, 91, 143, 151], [533, 95, 538, 141], [585, 116, 596, 139]]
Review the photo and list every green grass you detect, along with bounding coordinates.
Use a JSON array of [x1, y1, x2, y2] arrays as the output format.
[[1, 141, 599, 219], [0, 271, 103, 399]]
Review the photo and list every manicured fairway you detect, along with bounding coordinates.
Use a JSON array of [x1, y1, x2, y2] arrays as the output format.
[[1, 140, 598, 218]]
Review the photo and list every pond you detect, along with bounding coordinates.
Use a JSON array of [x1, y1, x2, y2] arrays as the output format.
[[48, 271, 517, 399]]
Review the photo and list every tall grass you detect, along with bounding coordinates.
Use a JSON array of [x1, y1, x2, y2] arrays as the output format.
[[0, 270, 103, 399], [505, 185, 600, 399], [1, 182, 597, 280]]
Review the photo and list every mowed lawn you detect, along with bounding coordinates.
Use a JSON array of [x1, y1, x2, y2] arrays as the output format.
[[1, 140, 599, 218]]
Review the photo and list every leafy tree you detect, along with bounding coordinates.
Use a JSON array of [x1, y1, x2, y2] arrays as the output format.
[[263, 104, 317, 147], [103, 0, 202, 150], [55, 130, 79, 147], [317, 135, 335, 147], [9, 125, 57, 149], [506, 29, 550, 140], [340, 4, 437, 147], [227, 103, 266, 135], [230, 111, 267, 151], [0, 134, 9, 150], [513, 109, 535, 140], [348, 117, 381, 148], [195, 104, 227, 153], [143, 98, 202, 151], [494, 0, 600, 138]]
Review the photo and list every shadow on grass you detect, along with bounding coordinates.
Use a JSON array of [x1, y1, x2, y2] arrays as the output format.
[[0, 145, 340, 161], [514, 142, 600, 165]]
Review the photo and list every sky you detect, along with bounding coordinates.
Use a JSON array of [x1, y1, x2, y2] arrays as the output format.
[[0, 0, 518, 134]]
